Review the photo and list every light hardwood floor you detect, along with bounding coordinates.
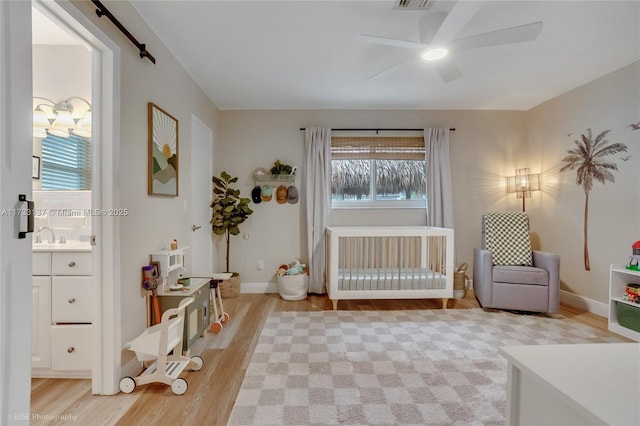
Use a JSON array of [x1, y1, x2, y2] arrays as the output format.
[[30, 292, 621, 425]]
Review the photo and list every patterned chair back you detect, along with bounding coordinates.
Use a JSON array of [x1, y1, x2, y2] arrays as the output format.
[[482, 211, 533, 266]]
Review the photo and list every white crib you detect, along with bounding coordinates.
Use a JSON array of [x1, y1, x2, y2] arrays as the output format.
[[325, 226, 454, 310]]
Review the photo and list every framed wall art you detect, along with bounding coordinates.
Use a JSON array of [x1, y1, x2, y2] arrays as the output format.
[[148, 102, 179, 196]]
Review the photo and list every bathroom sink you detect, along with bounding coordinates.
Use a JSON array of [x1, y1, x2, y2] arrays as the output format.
[[32, 240, 91, 251]]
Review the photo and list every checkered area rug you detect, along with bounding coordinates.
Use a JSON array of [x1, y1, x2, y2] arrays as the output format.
[[228, 309, 623, 425]]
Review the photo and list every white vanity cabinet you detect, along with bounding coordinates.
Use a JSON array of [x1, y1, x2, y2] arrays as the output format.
[[32, 249, 93, 377], [32, 270, 51, 369]]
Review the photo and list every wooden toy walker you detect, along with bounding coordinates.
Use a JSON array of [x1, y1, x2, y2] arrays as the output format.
[[119, 297, 203, 395]]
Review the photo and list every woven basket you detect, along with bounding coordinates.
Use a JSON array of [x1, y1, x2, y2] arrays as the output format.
[[453, 271, 468, 299], [220, 274, 241, 298], [454, 271, 466, 291]]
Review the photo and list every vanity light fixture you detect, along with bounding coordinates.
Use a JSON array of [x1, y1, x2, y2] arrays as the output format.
[[33, 96, 92, 138], [506, 168, 540, 212]]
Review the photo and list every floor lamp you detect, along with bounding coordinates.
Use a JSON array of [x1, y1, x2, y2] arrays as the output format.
[[506, 168, 540, 212]]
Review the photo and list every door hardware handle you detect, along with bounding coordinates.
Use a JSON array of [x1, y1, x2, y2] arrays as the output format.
[[191, 225, 202, 231], [68, 261, 76, 267], [18, 194, 34, 239]]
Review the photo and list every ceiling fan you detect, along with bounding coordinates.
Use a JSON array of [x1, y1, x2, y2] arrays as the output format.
[[357, 1, 543, 82]]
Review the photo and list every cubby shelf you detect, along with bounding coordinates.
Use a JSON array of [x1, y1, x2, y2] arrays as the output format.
[[608, 265, 640, 341]]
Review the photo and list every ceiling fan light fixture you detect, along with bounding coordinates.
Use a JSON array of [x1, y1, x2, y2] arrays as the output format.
[[422, 47, 448, 61]]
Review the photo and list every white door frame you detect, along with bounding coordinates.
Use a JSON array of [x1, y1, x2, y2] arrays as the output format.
[[35, 0, 121, 395]]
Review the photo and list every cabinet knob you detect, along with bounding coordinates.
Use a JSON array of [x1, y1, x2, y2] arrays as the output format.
[[67, 347, 75, 353], [68, 297, 76, 303], [68, 261, 76, 267]]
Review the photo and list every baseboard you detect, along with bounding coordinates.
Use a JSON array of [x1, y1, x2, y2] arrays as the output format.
[[241, 282, 278, 293], [559, 290, 608, 318]]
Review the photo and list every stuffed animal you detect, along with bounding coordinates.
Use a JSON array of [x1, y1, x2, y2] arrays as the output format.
[[281, 259, 307, 275]]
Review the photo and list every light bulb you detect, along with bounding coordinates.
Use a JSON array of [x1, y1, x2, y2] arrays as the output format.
[[422, 48, 448, 61]]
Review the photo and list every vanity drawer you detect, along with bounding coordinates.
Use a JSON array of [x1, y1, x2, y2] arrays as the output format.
[[51, 277, 93, 323], [50, 325, 92, 371], [33, 252, 51, 275], [52, 252, 92, 275]]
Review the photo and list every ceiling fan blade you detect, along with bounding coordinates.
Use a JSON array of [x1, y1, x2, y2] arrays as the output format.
[[431, 0, 486, 45], [434, 58, 462, 83], [418, 11, 448, 43], [365, 57, 416, 81], [450, 21, 543, 51], [355, 34, 426, 50]]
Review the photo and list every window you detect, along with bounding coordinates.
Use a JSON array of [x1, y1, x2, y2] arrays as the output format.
[[331, 136, 426, 208], [41, 133, 91, 190]]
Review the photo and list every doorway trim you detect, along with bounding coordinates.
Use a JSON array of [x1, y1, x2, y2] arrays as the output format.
[[35, 0, 122, 394]]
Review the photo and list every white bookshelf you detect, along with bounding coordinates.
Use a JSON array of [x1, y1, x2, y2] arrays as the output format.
[[608, 265, 640, 341]]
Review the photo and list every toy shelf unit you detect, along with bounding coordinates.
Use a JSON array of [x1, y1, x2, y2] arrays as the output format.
[[150, 247, 189, 292], [608, 264, 640, 342], [154, 277, 210, 354]]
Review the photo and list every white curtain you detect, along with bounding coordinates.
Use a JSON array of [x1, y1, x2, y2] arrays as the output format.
[[425, 128, 454, 228], [304, 127, 332, 293]]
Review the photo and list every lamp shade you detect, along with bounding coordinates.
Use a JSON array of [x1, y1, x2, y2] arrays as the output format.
[[33, 107, 50, 129], [72, 110, 92, 138], [48, 110, 74, 137], [33, 127, 48, 138]]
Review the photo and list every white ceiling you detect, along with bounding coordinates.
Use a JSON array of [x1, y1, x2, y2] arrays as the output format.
[[129, 2, 638, 110]]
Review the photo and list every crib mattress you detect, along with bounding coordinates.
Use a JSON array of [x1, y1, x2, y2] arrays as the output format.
[[337, 267, 445, 290]]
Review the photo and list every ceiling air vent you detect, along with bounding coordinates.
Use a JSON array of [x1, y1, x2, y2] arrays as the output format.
[[393, 0, 435, 10]]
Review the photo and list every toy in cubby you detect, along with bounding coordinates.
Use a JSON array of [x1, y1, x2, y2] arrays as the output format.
[[626, 241, 640, 271]]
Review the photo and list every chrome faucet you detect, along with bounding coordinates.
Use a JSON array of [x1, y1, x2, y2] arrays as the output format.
[[37, 226, 56, 244]]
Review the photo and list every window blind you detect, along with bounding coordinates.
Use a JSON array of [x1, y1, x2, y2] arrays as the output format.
[[331, 137, 425, 160], [41, 134, 91, 190]]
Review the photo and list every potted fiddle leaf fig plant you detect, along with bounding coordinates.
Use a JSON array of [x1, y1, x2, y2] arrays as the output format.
[[211, 171, 253, 297]]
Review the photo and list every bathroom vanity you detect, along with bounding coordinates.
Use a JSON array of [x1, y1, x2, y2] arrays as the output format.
[[32, 242, 93, 378]]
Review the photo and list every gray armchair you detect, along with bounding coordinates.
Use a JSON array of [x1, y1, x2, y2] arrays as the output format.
[[473, 211, 560, 314]]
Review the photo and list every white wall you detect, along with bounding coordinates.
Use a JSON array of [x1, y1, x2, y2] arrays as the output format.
[[71, 1, 221, 369], [218, 109, 527, 288], [526, 61, 640, 303], [32, 44, 91, 106]]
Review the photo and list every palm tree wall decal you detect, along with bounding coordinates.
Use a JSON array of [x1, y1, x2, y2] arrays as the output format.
[[560, 128, 628, 271]]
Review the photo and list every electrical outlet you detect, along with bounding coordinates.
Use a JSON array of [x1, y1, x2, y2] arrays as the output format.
[[257, 259, 264, 270]]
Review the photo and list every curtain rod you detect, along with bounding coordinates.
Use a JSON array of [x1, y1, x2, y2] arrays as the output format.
[[92, 0, 156, 64], [299, 127, 455, 134]]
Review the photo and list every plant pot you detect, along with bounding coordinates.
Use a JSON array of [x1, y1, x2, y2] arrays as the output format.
[[220, 273, 241, 298], [277, 274, 309, 301]]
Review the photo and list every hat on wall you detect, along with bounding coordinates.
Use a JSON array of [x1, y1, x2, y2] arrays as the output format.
[[251, 186, 262, 204], [287, 185, 299, 204], [261, 185, 272, 202], [276, 185, 288, 204]]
